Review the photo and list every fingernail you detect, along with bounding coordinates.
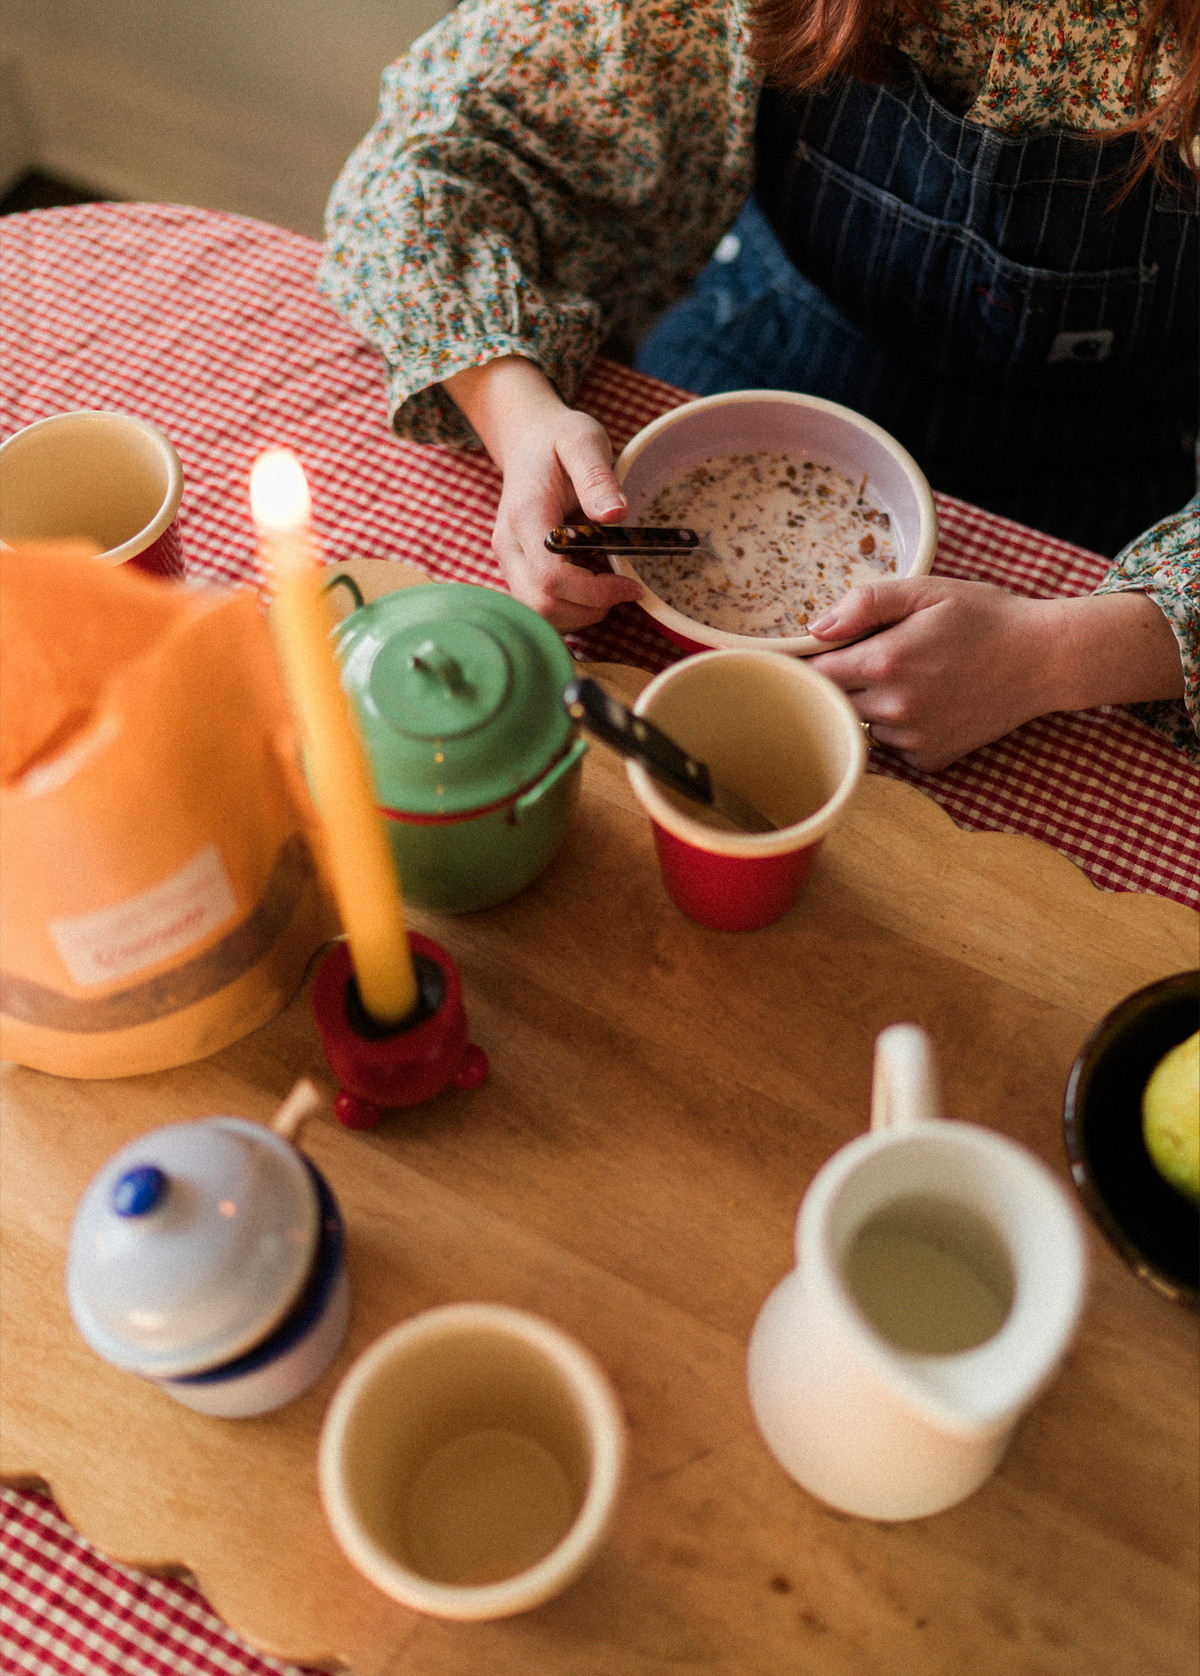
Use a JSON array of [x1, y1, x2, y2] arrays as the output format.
[[809, 612, 838, 633], [593, 494, 626, 516]]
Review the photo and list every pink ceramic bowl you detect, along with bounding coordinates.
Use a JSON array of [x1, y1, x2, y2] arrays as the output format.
[[611, 390, 937, 656]]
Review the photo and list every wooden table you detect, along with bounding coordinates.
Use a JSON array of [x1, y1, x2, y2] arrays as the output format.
[[3, 653, 1196, 1676], [2, 201, 1197, 1676]]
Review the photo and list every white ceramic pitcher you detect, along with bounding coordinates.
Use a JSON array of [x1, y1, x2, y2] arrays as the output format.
[[747, 1024, 1087, 1520]]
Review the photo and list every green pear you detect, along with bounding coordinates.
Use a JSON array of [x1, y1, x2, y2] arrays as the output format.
[[1141, 1031, 1199, 1204]]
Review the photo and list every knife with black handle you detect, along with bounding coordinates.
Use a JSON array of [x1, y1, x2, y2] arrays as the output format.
[[562, 678, 776, 833]]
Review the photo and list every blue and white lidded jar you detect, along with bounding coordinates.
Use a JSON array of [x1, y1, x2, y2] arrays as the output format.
[[66, 1083, 350, 1418]]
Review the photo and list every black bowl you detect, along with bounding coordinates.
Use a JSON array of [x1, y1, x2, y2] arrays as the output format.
[[1063, 970, 1199, 1309]]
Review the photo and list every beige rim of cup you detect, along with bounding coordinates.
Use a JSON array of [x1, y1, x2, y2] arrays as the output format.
[[0, 411, 183, 565], [627, 650, 867, 856], [317, 1302, 626, 1621]]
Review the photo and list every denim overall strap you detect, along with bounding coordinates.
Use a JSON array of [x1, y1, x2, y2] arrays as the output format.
[[635, 68, 1198, 556]]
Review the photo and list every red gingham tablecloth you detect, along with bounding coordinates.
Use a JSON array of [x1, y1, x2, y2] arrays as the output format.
[[1, 202, 1197, 1676]]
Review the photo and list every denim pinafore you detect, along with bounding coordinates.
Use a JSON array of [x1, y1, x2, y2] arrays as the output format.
[[635, 68, 1199, 557]]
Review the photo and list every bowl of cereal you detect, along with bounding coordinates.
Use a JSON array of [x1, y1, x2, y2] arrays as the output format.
[[610, 390, 938, 655]]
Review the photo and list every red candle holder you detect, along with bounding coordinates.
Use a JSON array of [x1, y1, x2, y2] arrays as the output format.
[[311, 933, 488, 1130]]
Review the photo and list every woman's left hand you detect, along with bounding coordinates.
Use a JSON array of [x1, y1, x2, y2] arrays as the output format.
[[806, 577, 1184, 771]]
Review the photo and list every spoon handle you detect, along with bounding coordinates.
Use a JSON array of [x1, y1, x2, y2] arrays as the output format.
[[546, 524, 700, 555]]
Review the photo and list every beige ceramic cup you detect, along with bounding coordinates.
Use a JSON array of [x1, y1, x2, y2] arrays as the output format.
[[318, 1303, 625, 1620], [0, 410, 185, 577]]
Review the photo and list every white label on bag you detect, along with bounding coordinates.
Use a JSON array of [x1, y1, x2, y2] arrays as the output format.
[[49, 845, 239, 987]]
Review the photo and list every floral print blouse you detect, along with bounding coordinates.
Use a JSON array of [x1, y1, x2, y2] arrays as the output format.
[[1099, 495, 1199, 758], [900, 0, 1186, 134], [319, 0, 1198, 752]]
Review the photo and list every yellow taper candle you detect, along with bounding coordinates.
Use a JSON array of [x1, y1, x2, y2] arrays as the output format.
[[250, 448, 419, 1025]]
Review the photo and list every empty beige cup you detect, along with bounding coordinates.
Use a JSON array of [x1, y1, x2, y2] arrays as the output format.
[[318, 1303, 625, 1620], [0, 410, 184, 577]]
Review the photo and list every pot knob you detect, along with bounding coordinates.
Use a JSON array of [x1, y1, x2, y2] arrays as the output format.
[[112, 1163, 169, 1217]]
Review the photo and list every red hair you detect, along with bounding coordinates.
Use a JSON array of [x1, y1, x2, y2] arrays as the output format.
[[748, 0, 1200, 190]]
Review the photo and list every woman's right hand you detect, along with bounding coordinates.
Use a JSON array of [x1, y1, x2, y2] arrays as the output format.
[[443, 357, 643, 631]]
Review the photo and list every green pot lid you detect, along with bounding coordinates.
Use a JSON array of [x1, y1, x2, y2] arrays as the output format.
[[333, 583, 576, 815]]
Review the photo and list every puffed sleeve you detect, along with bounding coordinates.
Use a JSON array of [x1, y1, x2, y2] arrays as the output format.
[[318, 0, 759, 445], [1095, 493, 1200, 758]]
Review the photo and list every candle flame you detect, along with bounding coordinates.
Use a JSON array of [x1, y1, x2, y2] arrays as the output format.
[[250, 448, 312, 534]]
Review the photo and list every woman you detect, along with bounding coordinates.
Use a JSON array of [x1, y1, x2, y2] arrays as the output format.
[[320, 0, 1197, 769]]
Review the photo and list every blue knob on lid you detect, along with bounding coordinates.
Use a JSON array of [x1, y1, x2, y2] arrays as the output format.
[[112, 1164, 168, 1218]]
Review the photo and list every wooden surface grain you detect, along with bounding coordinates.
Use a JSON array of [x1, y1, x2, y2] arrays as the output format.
[[2, 652, 1197, 1676]]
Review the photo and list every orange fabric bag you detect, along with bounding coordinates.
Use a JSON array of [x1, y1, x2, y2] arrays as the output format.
[[0, 544, 336, 1077]]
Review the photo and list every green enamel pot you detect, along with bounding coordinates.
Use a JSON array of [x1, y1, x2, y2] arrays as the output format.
[[329, 581, 586, 913]]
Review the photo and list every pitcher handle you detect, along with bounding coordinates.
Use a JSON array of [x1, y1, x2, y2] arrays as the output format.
[[870, 1024, 943, 1131]]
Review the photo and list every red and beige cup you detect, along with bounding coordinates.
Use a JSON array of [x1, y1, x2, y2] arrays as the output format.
[[627, 650, 866, 931], [0, 410, 185, 578]]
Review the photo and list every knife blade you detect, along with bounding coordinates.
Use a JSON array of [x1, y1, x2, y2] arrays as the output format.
[[562, 678, 777, 833]]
